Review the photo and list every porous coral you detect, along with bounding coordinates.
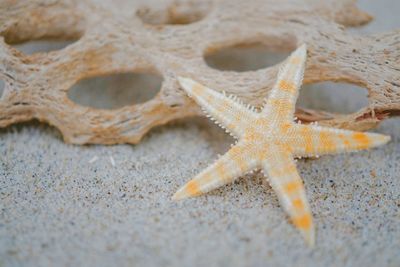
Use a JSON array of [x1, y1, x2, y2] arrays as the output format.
[[0, 0, 399, 144]]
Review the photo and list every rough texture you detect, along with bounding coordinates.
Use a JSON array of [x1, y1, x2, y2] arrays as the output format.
[[0, 0, 400, 145]]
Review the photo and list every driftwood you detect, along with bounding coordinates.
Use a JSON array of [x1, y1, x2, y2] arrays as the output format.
[[0, 0, 399, 145]]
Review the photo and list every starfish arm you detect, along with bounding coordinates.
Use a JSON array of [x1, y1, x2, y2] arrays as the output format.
[[262, 148, 315, 246], [172, 142, 258, 200], [291, 125, 391, 157], [262, 44, 307, 122], [178, 77, 256, 138]]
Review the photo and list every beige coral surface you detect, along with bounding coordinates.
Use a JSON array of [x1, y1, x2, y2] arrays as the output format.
[[1, 0, 400, 145]]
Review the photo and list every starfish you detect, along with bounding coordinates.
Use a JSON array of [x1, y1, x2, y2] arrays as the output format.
[[173, 44, 390, 246]]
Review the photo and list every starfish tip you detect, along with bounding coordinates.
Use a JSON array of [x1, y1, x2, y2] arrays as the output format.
[[294, 43, 307, 59], [304, 228, 315, 248], [171, 191, 184, 201], [172, 185, 195, 201], [302, 226, 315, 248], [298, 43, 307, 50], [369, 133, 391, 147], [382, 134, 391, 143]]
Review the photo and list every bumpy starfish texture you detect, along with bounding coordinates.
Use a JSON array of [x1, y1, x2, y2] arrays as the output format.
[[173, 44, 390, 246]]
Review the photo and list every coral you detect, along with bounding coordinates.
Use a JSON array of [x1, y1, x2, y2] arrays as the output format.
[[0, 0, 399, 145]]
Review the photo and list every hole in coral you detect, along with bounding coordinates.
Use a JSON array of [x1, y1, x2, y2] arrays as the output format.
[[297, 82, 369, 114], [12, 40, 77, 55], [348, 0, 400, 34], [137, 1, 212, 25], [0, 80, 4, 99], [68, 72, 162, 110], [204, 43, 291, 72]]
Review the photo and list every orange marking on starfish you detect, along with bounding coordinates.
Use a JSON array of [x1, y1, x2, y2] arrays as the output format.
[[233, 113, 242, 124], [233, 156, 248, 172], [320, 131, 335, 152], [269, 99, 291, 110], [292, 199, 304, 209], [201, 173, 213, 183], [300, 127, 313, 153], [192, 83, 204, 95], [269, 99, 280, 105], [186, 180, 201, 196], [305, 145, 313, 154], [281, 123, 291, 133], [230, 146, 247, 170], [293, 214, 312, 229], [216, 163, 227, 181], [338, 133, 348, 145], [353, 132, 370, 149], [245, 131, 262, 143], [255, 149, 267, 160], [279, 80, 296, 93], [205, 95, 213, 102], [284, 180, 303, 194], [255, 118, 269, 128], [216, 103, 228, 113], [290, 56, 302, 64]]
